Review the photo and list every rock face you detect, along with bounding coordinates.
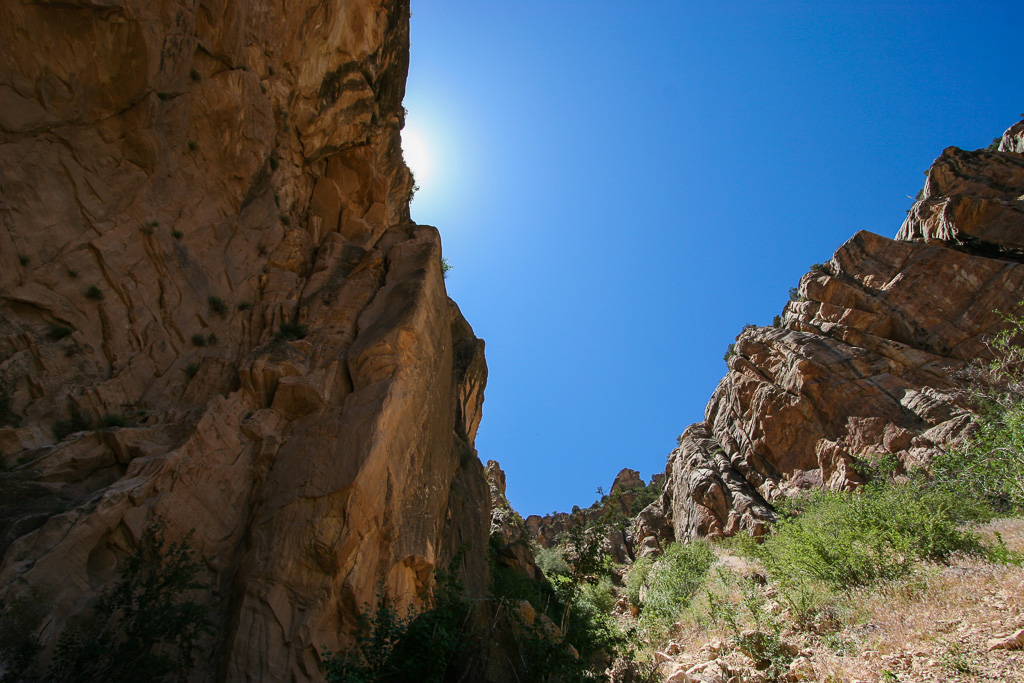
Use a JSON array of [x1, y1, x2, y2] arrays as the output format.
[[0, 0, 489, 680], [639, 120, 1024, 543]]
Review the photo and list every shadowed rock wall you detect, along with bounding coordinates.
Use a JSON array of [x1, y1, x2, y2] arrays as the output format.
[[637, 121, 1024, 546], [0, 0, 489, 679]]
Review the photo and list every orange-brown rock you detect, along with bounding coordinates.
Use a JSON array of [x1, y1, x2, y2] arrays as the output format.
[[0, 0, 489, 680], [639, 120, 1024, 543]]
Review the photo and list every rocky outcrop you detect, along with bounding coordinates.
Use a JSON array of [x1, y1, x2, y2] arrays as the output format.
[[485, 460, 537, 580], [0, 0, 489, 680], [639, 120, 1024, 543]]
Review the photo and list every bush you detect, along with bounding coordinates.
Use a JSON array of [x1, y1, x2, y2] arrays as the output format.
[[53, 411, 90, 441], [46, 324, 73, 341], [932, 311, 1024, 512], [640, 540, 715, 630], [101, 414, 128, 429], [323, 557, 473, 682], [624, 557, 653, 607], [535, 546, 570, 576], [47, 525, 211, 682], [84, 286, 104, 301], [190, 333, 207, 347], [0, 380, 19, 427], [441, 257, 452, 280], [275, 321, 307, 340], [184, 362, 201, 379], [760, 482, 986, 588], [172, 229, 184, 240]]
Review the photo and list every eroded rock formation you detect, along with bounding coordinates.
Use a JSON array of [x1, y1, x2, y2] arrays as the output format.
[[636, 121, 1024, 545], [0, 0, 489, 679]]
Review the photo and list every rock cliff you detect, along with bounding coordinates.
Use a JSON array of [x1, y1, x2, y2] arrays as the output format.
[[637, 120, 1024, 546], [0, 0, 489, 679]]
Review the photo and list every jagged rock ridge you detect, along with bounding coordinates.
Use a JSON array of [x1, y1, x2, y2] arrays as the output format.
[[636, 120, 1024, 547], [0, 0, 489, 680]]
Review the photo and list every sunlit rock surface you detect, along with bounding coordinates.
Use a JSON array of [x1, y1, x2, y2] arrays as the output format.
[[639, 120, 1024, 543], [0, 0, 490, 679]]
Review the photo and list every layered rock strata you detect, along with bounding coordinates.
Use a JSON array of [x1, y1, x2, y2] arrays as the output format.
[[0, 0, 489, 680], [638, 121, 1024, 544]]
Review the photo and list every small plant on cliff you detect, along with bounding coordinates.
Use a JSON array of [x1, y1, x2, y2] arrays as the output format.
[[0, 380, 19, 427], [724, 342, 736, 363], [788, 286, 805, 302], [441, 257, 452, 280], [53, 410, 90, 441], [48, 524, 212, 683], [275, 321, 307, 340], [18, 255, 29, 266], [207, 296, 228, 317], [172, 229, 185, 240], [84, 285, 104, 301], [183, 362, 201, 379], [190, 333, 207, 347], [46, 324, 73, 341]]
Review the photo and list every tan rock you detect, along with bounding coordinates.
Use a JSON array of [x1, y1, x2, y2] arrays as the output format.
[[649, 123, 1024, 539], [786, 656, 814, 681], [988, 628, 1024, 651], [0, 1, 491, 681]]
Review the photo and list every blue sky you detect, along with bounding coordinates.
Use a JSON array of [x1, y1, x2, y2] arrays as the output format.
[[402, 1, 1024, 516]]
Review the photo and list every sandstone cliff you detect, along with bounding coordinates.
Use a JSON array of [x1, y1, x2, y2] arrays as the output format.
[[637, 120, 1024, 547], [0, 0, 489, 679]]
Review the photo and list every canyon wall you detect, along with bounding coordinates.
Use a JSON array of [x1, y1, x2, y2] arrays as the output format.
[[636, 120, 1024, 547], [0, 0, 490, 679]]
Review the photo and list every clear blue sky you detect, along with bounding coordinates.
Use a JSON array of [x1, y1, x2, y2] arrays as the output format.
[[402, 1, 1024, 517]]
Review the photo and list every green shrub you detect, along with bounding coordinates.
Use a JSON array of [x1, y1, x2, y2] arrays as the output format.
[[183, 362, 201, 379], [279, 214, 291, 226], [207, 296, 228, 317], [760, 482, 986, 589], [931, 313, 1024, 512], [723, 342, 736, 363], [534, 546, 570, 577], [189, 68, 201, 82], [53, 411, 90, 441], [46, 324, 73, 341], [101, 414, 128, 429], [640, 540, 715, 629], [172, 229, 185, 240], [237, 301, 252, 311], [323, 557, 473, 682], [48, 525, 211, 682], [190, 333, 207, 347], [441, 257, 452, 280], [624, 557, 653, 607], [85, 286, 104, 301], [18, 255, 29, 266], [0, 380, 20, 427], [275, 322, 307, 340]]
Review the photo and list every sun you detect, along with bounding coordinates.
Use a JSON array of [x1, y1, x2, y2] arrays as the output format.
[[401, 125, 433, 188]]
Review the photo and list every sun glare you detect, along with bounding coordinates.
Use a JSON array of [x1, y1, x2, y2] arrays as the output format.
[[401, 125, 432, 188]]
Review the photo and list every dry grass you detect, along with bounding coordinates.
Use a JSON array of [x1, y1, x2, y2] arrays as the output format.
[[638, 519, 1024, 683]]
